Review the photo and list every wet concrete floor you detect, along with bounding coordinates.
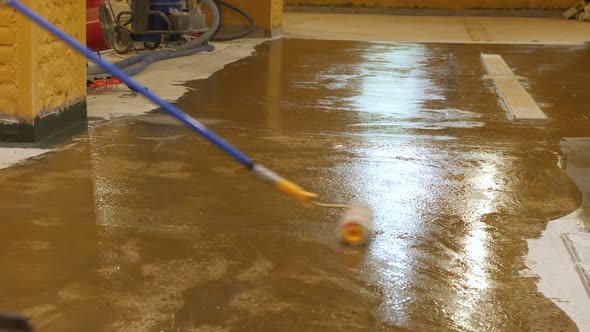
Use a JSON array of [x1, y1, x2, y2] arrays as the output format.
[[1, 39, 590, 331]]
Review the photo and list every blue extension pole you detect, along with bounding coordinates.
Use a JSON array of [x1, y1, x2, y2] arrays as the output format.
[[4, 0, 254, 168]]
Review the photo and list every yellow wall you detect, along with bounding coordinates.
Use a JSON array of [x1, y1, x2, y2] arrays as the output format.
[[34, 0, 86, 119], [0, 0, 85, 125], [284, 0, 578, 9], [0, 5, 31, 119]]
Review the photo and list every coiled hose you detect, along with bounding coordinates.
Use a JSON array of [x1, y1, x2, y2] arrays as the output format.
[[88, 0, 220, 78], [210, 0, 255, 42]]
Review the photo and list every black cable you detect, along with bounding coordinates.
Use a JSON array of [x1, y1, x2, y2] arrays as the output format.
[[210, 0, 255, 41]]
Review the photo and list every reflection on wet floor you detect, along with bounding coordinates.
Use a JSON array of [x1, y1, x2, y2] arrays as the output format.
[[1, 39, 590, 331]]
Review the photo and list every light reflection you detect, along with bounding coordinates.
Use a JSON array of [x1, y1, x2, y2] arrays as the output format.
[[341, 43, 438, 326], [463, 161, 497, 290], [342, 42, 501, 328], [352, 44, 444, 118], [451, 158, 499, 327], [464, 228, 489, 290], [88, 121, 142, 269]]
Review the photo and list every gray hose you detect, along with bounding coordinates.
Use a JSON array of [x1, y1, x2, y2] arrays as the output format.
[[177, 0, 220, 49], [88, 0, 220, 78]]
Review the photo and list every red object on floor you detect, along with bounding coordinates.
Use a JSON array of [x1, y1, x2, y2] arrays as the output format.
[[87, 0, 109, 52], [90, 79, 108, 91], [107, 77, 123, 90], [107, 77, 122, 85]]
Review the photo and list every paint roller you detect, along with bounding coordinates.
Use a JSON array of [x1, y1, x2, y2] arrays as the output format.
[[3, 0, 373, 245], [315, 202, 373, 245]]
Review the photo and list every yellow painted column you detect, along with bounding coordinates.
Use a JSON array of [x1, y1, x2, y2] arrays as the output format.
[[272, 0, 283, 34], [0, 0, 86, 142], [0, 4, 33, 122], [220, 0, 283, 36]]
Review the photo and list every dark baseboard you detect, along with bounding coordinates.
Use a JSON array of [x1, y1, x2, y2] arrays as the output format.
[[0, 101, 87, 142]]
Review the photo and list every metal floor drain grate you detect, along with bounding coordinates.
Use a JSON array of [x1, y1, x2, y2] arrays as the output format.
[[481, 53, 547, 120]]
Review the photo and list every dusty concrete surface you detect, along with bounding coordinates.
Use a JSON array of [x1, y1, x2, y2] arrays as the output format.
[[284, 5, 565, 17], [284, 12, 590, 44], [1, 39, 590, 331], [0, 40, 264, 170], [526, 137, 590, 331], [0, 147, 50, 170], [87, 40, 265, 120]]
